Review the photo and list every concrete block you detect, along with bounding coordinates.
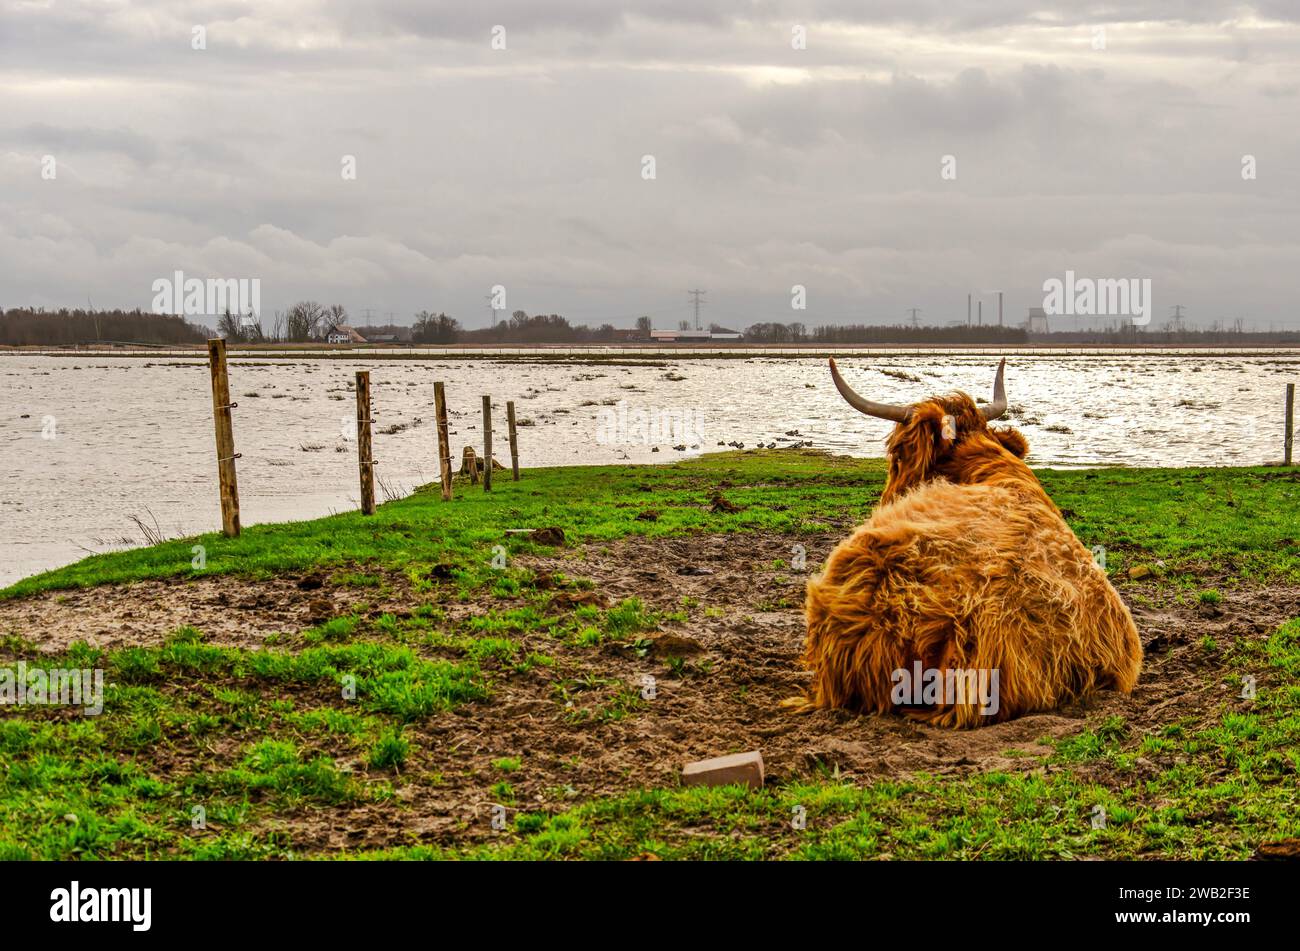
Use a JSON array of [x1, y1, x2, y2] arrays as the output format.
[[682, 750, 764, 790]]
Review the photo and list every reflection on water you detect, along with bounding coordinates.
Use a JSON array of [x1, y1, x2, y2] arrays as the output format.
[[2, 353, 1296, 585]]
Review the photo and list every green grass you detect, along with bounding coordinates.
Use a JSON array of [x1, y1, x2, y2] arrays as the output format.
[[368, 729, 410, 772], [1, 451, 1297, 860], [5, 451, 1295, 601]]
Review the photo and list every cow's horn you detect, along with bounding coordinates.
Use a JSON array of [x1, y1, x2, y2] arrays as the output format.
[[980, 358, 1008, 421], [828, 359, 911, 422]]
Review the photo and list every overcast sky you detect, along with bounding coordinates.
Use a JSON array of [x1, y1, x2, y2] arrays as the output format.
[[2, 1, 1297, 331]]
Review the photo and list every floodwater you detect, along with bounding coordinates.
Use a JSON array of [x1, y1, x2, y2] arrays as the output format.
[[2, 352, 1297, 586]]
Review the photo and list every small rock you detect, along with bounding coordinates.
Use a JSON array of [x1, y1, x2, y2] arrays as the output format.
[[1128, 564, 1155, 580], [296, 573, 324, 591], [675, 566, 714, 576]]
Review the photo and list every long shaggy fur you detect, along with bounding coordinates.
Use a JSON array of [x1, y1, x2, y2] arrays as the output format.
[[788, 392, 1141, 728]]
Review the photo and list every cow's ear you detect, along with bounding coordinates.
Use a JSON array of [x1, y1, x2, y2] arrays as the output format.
[[990, 426, 1029, 458], [886, 403, 946, 491]]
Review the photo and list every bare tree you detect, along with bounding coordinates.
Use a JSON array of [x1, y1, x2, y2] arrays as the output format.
[[285, 301, 327, 341], [217, 309, 244, 341], [242, 311, 266, 342]]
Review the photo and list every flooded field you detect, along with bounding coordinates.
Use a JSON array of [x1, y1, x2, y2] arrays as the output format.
[[2, 351, 1297, 586]]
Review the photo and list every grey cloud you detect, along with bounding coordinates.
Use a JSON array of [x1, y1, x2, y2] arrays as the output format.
[[0, 0, 1296, 329], [0, 123, 160, 164]]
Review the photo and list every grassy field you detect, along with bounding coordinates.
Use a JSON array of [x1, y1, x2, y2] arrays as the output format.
[[1, 450, 1297, 860]]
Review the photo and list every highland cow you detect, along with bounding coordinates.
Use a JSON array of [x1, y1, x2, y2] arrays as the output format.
[[786, 359, 1141, 728]]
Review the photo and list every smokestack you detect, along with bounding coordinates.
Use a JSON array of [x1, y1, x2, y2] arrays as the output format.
[[967, 294, 971, 327], [998, 291, 1003, 327], [978, 300, 982, 326]]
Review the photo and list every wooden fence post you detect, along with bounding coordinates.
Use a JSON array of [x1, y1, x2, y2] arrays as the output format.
[[356, 370, 376, 515], [482, 395, 493, 492], [507, 400, 519, 481], [434, 382, 452, 500], [207, 338, 241, 536], [1286, 383, 1295, 466]]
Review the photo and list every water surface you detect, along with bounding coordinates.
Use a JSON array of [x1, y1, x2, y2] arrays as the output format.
[[2, 352, 1296, 586]]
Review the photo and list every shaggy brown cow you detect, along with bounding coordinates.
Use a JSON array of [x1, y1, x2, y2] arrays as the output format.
[[786, 359, 1141, 728]]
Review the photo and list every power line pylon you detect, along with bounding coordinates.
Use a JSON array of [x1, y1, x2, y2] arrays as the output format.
[[688, 289, 707, 330]]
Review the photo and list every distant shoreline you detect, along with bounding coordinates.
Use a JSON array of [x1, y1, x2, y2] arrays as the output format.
[[3, 343, 1300, 360]]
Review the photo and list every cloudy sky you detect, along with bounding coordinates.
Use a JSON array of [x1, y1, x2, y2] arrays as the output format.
[[2, 1, 1297, 331]]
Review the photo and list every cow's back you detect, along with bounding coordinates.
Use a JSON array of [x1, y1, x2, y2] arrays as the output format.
[[801, 478, 1141, 726]]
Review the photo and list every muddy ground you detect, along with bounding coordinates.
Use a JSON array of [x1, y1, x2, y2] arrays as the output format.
[[2, 534, 1297, 852]]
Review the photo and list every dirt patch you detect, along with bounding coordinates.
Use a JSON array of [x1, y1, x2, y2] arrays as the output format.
[[0, 572, 423, 652], [2, 534, 1296, 853], [495, 536, 1298, 791]]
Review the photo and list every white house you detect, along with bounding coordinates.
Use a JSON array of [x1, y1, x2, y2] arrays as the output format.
[[324, 324, 367, 345]]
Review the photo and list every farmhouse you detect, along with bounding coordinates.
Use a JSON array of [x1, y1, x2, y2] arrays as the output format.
[[324, 324, 368, 345]]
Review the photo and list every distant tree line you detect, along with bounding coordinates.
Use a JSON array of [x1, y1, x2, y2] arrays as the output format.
[[465, 311, 583, 344], [0, 308, 209, 346], [1031, 325, 1300, 345], [5, 304, 1298, 348], [412, 311, 462, 343]]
